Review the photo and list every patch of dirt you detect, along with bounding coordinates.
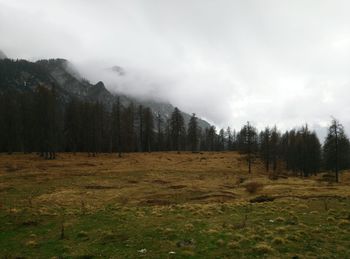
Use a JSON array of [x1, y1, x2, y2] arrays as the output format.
[[21, 220, 39, 226], [16, 173, 43, 179], [84, 185, 118, 190], [152, 179, 170, 184], [169, 185, 187, 189], [5, 164, 23, 172], [190, 192, 236, 201], [250, 195, 275, 203], [221, 184, 236, 189], [77, 162, 97, 167], [140, 199, 172, 206]]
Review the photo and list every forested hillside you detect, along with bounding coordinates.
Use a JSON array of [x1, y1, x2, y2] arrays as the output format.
[[1, 58, 350, 182], [0, 58, 210, 127]]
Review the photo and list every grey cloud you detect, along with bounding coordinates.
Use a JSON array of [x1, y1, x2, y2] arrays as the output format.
[[1, 0, 350, 136]]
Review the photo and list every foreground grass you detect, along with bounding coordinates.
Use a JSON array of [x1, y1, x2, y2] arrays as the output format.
[[1, 199, 350, 258], [1, 152, 350, 258]]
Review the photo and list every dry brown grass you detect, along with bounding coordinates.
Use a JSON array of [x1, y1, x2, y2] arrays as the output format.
[[0, 152, 350, 211]]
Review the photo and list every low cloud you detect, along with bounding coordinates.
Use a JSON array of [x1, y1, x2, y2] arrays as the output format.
[[1, 0, 350, 138]]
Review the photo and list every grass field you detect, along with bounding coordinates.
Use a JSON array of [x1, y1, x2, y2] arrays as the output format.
[[1, 152, 350, 258]]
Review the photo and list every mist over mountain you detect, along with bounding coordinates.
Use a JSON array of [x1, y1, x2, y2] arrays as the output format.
[[110, 66, 125, 76], [0, 57, 211, 130], [0, 50, 7, 59], [0, 54, 331, 139]]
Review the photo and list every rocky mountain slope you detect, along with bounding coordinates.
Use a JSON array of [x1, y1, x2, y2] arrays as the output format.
[[0, 53, 211, 129]]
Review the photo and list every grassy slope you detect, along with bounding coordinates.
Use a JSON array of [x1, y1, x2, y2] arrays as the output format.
[[0, 152, 350, 258]]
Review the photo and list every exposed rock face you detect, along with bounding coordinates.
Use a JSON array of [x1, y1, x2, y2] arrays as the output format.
[[140, 99, 210, 130], [36, 59, 90, 96]]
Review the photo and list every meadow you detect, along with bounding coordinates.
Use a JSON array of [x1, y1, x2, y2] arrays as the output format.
[[1, 152, 350, 258]]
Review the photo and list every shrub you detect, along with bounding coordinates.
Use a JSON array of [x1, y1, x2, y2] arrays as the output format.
[[244, 181, 264, 194], [253, 243, 274, 254]]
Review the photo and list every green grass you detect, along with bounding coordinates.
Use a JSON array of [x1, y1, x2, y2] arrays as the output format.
[[1, 198, 350, 258]]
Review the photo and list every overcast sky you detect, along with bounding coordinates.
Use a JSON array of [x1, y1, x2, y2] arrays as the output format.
[[1, 0, 350, 138]]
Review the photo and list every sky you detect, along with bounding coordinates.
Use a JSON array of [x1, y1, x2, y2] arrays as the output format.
[[1, 0, 350, 139]]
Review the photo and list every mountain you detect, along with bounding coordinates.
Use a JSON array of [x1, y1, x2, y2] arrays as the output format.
[[139, 99, 210, 130], [0, 58, 211, 129], [0, 50, 7, 59]]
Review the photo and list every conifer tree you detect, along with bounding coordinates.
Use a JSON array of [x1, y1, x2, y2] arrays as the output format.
[[156, 112, 163, 151], [218, 129, 225, 151], [187, 113, 199, 152], [237, 122, 258, 174], [226, 127, 233, 151], [259, 127, 271, 172], [170, 107, 185, 152], [207, 126, 216, 151], [138, 105, 143, 152], [64, 97, 80, 153], [323, 118, 350, 182], [142, 107, 154, 152]]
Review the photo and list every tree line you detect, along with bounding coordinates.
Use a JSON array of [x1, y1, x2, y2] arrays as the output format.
[[1, 86, 349, 181], [235, 119, 350, 182], [0, 86, 215, 156]]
